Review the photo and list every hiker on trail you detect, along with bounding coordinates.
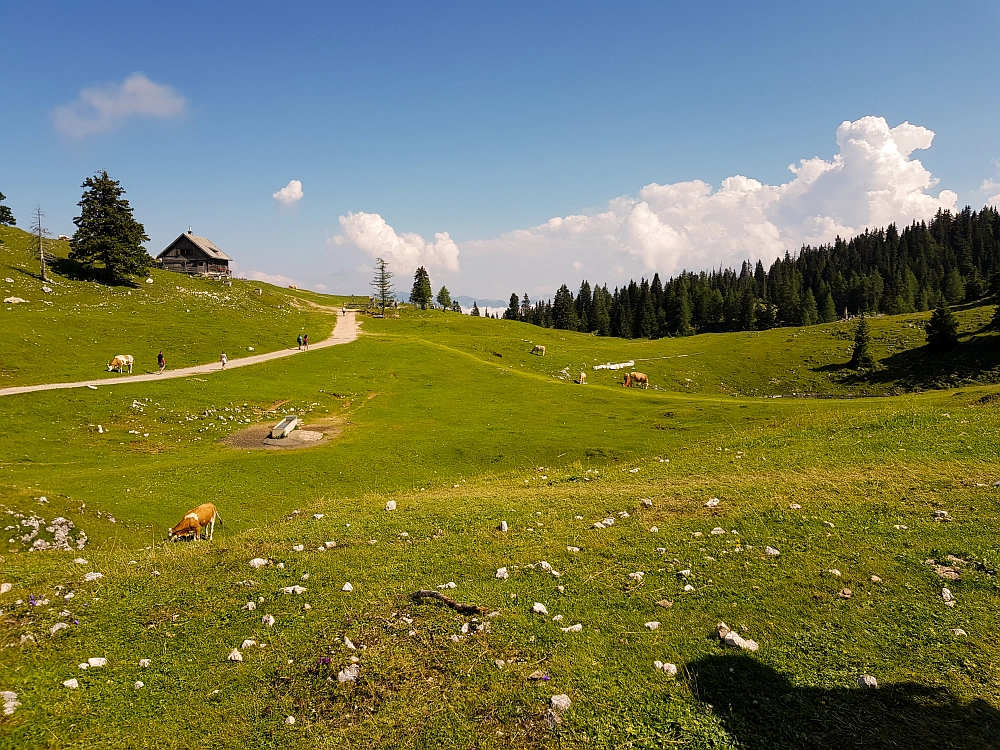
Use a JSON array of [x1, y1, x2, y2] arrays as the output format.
[[157, 351, 165, 373], [303, 334, 309, 350], [342, 304, 346, 316], [297, 334, 303, 350], [220, 352, 227, 369]]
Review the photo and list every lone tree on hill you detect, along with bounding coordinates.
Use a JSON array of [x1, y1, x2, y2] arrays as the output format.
[[450, 299, 462, 313], [925, 304, 960, 351], [370, 257, 395, 316], [436, 285, 452, 309], [0, 192, 15, 226], [410, 266, 433, 308], [504, 293, 520, 320], [850, 314, 876, 369], [470, 301, 480, 316], [70, 171, 150, 283]]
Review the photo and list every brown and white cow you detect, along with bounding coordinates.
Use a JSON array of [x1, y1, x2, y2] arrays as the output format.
[[168, 503, 222, 542], [531, 345, 546, 356], [623, 371, 649, 389], [107, 355, 134, 373]]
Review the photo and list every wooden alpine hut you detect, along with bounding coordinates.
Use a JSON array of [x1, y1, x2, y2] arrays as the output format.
[[157, 229, 232, 277]]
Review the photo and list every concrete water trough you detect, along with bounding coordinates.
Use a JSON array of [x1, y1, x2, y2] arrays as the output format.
[[269, 415, 298, 439]]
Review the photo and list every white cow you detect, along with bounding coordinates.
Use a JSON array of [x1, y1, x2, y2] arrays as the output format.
[[107, 355, 134, 373]]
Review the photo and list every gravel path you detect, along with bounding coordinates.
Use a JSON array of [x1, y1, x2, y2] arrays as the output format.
[[0, 311, 359, 398]]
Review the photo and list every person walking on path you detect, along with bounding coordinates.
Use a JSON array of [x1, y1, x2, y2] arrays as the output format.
[[296, 333, 303, 350], [303, 334, 309, 350], [220, 351, 227, 369], [342, 304, 346, 316], [157, 351, 165, 373]]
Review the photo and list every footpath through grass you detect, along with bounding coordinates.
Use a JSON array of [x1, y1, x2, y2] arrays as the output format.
[[1, 306, 1000, 748]]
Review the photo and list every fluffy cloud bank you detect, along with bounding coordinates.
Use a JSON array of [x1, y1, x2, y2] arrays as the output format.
[[331, 117, 958, 296], [331, 212, 460, 275], [273, 180, 304, 205], [467, 116, 957, 280], [53, 73, 186, 138]]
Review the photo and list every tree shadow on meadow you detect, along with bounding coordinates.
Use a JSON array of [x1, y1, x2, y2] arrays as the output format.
[[47, 255, 140, 288], [688, 654, 1000, 750]]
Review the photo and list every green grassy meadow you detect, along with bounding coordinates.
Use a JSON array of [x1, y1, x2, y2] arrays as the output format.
[[2, 251, 1000, 748]]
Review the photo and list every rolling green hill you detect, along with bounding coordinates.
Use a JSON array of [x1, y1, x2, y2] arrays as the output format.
[[1, 277, 1000, 748]]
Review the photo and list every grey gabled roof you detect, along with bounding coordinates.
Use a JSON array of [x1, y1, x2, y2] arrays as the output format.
[[158, 232, 233, 261]]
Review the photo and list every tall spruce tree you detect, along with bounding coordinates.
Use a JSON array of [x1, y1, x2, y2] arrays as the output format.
[[850, 315, 876, 369], [370, 257, 395, 315], [70, 171, 150, 282], [470, 301, 480, 316], [504, 293, 520, 320], [0, 192, 15, 226], [925, 304, 960, 351], [552, 284, 578, 330], [409, 266, 433, 308]]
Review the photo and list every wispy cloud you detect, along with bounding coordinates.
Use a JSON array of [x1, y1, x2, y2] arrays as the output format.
[[249, 270, 298, 287], [52, 73, 186, 138], [273, 179, 304, 206]]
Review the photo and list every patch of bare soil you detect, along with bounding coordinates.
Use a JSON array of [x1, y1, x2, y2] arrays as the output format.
[[222, 417, 344, 450]]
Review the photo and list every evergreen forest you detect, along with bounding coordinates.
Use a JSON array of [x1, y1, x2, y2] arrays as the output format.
[[505, 206, 1000, 338]]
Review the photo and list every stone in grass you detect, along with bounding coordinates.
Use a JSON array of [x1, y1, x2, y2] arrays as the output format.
[[828, 569, 842, 577], [657, 600, 673, 609], [857, 675, 878, 689], [683, 584, 695, 592], [550, 694, 572, 712], [870, 576, 882, 583], [641, 498, 653, 508], [228, 648, 243, 662], [532, 602, 549, 615], [84, 572, 104, 582], [496, 567, 509, 580], [337, 663, 360, 683], [528, 670, 549, 681], [543, 709, 562, 728], [560, 623, 583, 633], [567, 546, 580, 553], [437, 582, 457, 590], [715, 622, 731, 639], [262, 614, 276, 627], [711, 527, 726, 535], [764, 546, 780, 556], [653, 661, 678, 676], [823, 521, 835, 528], [933, 510, 950, 522], [241, 639, 257, 649], [942, 588, 955, 605], [248, 558, 268, 569], [244, 601, 257, 611], [134, 681, 144, 690], [62, 678, 79, 689], [628, 571, 645, 580], [950, 628, 968, 636], [87, 657, 107, 668], [139, 659, 151, 667], [285, 716, 295, 725], [292, 545, 304, 552], [385, 500, 397, 511], [723, 631, 759, 652], [0, 583, 12, 595], [645, 621, 660, 630], [50, 622, 69, 635], [282, 585, 307, 595], [789, 503, 801, 510], [324, 541, 337, 549], [704, 498, 720, 508], [312, 514, 324, 520], [499, 521, 508, 533], [342, 582, 354, 592], [839, 589, 852, 599]]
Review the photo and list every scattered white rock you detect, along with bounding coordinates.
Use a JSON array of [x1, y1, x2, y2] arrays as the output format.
[[499, 521, 508, 532], [241, 639, 257, 649], [870, 576, 882, 583], [823, 521, 835, 528], [933, 510, 950, 522], [711, 527, 725, 535], [602, 517, 615, 526], [437, 582, 457, 590], [78, 663, 88, 670], [338, 663, 360, 683], [385, 500, 397, 511], [683, 584, 695, 592], [324, 541, 336, 549], [650, 526, 659, 533], [764, 546, 780, 556], [87, 657, 107, 668], [134, 681, 144, 689], [532, 602, 549, 615], [228, 648, 243, 662], [50, 622, 69, 635], [942, 588, 954, 603], [560, 623, 583, 633], [312, 514, 324, 520], [653, 661, 678, 676], [281, 585, 307, 595], [551, 694, 572, 712], [84, 572, 104, 582], [723, 631, 759, 651], [645, 621, 660, 630], [628, 571, 645, 580], [248, 558, 268, 569], [303, 603, 312, 611], [593, 522, 606, 529], [284, 716, 295, 725], [243, 601, 257, 611], [950, 628, 968, 636], [139, 659, 151, 667], [262, 614, 276, 627], [704, 498, 720, 508], [342, 582, 353, 592], [277, 562, 285, 569], [829, 569, 842, 577], [692, 532, 702, 538], [641, 498, 653, 508], [678, 569, 691, 578], [62, 678, 79, 689], [789, 503, 801, 510], [857, 674, 878, 688], [2, 691, 19, 715], [0, 583, 11, 595], [292, 544, 304, 552], [496, 567, 509, 580], [552, 614, 564, 622]]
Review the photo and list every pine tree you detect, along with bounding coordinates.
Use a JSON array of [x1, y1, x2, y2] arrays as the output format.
[[504, 293, 520, 320], [370, 257, 395, 315], [552, 284, 578, 330], [409, 266, 433, 308], [818, 289, 837, 323], [944, 268, 965, 304], [69, 171, 150, 282], [850, 315, 876, 369], [436, 286, 452, 309], [925, 304, 960, 351], [0, 192, 14, 226], [520, 293, 531, 321], [592, 287, 611, 336], [800, 288, 819, 326], [470, 301, 480, 316], [451, 299, 462, 313]]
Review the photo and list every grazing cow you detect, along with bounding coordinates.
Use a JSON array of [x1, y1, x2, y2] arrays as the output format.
[[579, 372, 587, 385], [628, 371, 649, 389], [168, 503, 221, 542], [531, 345, 546, 356], [107, 355, 134, 374]]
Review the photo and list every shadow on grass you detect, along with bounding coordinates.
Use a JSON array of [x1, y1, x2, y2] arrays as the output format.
[[689, 654, 1000, 750], [48, 255, 139, 288]]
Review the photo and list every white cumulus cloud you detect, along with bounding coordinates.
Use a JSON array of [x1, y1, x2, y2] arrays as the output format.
[[273, 180, 304, 205], [459, 116, 957, 293], [53, 73, 186, 138], [331, 212, 460, 275], [249, 270, 299, 288]]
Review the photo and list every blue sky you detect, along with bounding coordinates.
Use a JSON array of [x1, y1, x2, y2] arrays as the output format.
[[2, 1, 999, 300]]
